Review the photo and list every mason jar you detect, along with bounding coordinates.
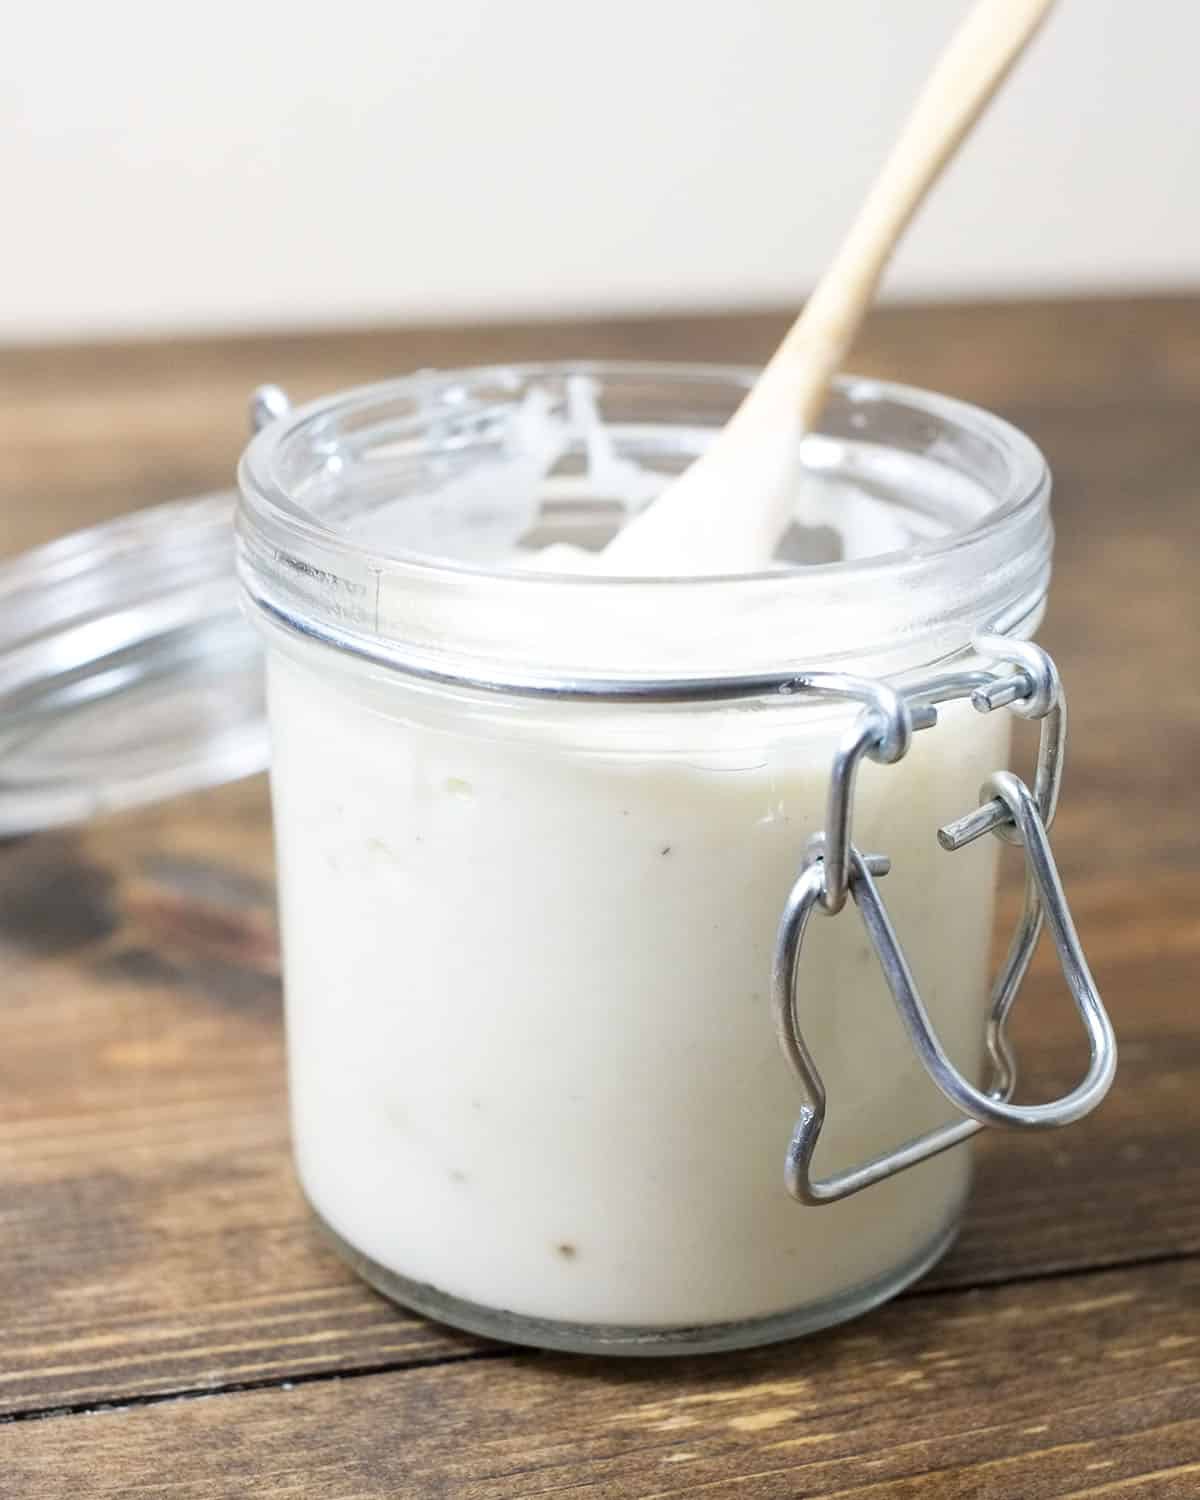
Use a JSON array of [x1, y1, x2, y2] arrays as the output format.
[[235, 362, 1113, 1355]]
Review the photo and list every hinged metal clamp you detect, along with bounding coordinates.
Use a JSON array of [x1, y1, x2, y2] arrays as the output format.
[[772, 637, 1117, 1205]]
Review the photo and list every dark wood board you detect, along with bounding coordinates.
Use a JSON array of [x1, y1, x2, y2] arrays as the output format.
[[5, 1261, 1199, 1497]]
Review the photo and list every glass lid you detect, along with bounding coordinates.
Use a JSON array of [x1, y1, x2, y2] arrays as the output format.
[[0, 491, 265, 835]]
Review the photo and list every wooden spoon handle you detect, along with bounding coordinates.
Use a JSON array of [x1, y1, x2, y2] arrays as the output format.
[[751, 0, 1058, 431], [601, 0, 1058, 575]]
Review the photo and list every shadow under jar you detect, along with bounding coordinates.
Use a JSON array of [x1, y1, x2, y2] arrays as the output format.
[[236, 362, 1094, 1356]]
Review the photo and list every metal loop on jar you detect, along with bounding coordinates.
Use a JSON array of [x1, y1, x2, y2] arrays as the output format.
[[938, 637, 1066, 851], [774, 778, 1117, 1205], [971, 633, 1060, 720], [772, 639, 1117, 1207], [785, 674, 931, 915]]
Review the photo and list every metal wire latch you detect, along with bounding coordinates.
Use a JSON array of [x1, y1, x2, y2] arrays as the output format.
[[772, 636, 1117, 1205]]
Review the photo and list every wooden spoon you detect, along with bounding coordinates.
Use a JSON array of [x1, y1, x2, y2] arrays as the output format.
[[601, 0, 1058, 575]]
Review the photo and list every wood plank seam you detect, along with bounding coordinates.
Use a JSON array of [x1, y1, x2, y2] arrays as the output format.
[[0, 1347, 514, 1427], [3, 1238, 1198, 1429]]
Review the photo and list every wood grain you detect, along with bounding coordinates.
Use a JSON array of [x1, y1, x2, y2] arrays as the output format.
[[5, 1260, 1199, 1497], [0, 297, 1197, 1492], [0, 821, 1196, 1416]]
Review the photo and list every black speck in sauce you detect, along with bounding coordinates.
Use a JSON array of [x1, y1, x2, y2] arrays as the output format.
[[556, 1242, 578, 1260]]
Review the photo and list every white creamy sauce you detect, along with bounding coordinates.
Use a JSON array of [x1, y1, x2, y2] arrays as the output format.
[[270, 380, 1007, 1329], [338, 379, 981, 576]]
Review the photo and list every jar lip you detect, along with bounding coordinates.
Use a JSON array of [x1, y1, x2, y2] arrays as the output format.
[[237, 360, 1053, 690], [239, 361, 1048, 590]]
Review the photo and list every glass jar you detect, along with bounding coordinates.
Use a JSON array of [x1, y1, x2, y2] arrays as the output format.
[[236, 362, 1112, 1355]]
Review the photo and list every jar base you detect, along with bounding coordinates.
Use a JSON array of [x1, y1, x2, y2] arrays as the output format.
[[307, 1198, 964, 1357]]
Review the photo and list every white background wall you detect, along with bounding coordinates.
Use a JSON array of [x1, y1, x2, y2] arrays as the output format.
[[3, 0, 1197, 342]]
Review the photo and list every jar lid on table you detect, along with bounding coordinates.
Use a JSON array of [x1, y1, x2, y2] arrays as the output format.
[[0, 491, 266, 835]]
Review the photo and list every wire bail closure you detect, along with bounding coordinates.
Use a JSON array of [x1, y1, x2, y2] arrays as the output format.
[[772, 637, 1117, 1206]]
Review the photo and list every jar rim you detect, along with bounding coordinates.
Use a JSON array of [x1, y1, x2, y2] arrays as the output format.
[[240, 360, 1047, 588], [237, 361, 1053, 691]]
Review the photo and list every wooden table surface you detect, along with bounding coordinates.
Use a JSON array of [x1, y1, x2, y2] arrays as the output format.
[[0, 296, 1197, 1497]]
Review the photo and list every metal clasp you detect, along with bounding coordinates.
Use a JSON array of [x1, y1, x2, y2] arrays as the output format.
[[772, 638, 1118, 1205], [249, 385, 292, 433]]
